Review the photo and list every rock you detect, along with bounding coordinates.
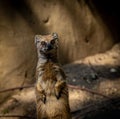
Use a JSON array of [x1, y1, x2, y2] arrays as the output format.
[[110, 68, 117, 73]]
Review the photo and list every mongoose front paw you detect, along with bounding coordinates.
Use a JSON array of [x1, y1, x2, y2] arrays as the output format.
[[55, 80, 66, 99], [37, 93, 46, 104], [41, 94, 46, 104], [39, 90, 46, 104], [36, 89, 46, 103], [55, 90, 61, 99]]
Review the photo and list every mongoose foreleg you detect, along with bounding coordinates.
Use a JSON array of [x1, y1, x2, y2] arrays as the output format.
[[55, 80, 66, 99], [36, 83, 46, 103]]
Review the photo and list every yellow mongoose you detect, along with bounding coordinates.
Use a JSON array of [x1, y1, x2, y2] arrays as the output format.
[[35, 33, 71, 119]]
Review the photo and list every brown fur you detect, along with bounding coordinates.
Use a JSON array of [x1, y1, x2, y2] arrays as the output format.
[[35, 33, 71, 119]]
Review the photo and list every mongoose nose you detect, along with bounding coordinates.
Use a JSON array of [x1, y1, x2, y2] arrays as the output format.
[[40, 43, 53, 53], [47, 43, 52, 50]]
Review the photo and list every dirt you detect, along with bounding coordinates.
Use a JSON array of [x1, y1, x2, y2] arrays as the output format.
[[0, 43, 120, 119]]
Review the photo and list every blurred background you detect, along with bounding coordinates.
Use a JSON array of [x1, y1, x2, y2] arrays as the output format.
[[0, 0, 120, 118]]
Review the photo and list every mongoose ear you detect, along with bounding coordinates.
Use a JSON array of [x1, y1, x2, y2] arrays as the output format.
[[52, 33, 58, 40], [35, 35, 41, 45]]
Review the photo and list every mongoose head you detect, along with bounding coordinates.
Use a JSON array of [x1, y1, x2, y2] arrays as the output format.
[[35, 33, 58, 58]]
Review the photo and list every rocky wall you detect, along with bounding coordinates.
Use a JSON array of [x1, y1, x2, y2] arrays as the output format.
[[0, 0, 119, 103]]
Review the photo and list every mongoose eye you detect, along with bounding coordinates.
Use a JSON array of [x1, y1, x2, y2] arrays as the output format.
[[41, 41, 46, 46], [50, 40, 55, 45], [35, 35, 41, 45], [36, 40, 40, 43]]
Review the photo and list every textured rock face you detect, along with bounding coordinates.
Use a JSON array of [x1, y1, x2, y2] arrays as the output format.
[[0, 0, 119, 102]]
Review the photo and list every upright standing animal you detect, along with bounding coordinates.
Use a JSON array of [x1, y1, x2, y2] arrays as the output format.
[[35, 33, 71, 119]]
